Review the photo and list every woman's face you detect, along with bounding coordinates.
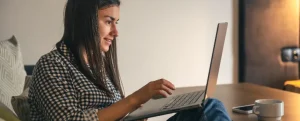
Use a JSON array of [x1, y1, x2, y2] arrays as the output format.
[[98, 6, 120, 52]]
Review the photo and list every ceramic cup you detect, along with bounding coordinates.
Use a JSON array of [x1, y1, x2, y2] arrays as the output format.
[[253, 99, 284, 121]]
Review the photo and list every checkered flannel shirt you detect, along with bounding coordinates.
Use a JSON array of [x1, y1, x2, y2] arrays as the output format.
[[28, 42, 122, 121]]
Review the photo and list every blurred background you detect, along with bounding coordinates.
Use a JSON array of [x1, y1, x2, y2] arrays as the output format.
[[1, 0, 300, 121]]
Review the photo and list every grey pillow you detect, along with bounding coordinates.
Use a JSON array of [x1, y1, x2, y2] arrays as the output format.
[[23, 76, 32, 91], [11, 88, 30, 121], [11, 76, 32, 121], [0, 36, 26, 114]]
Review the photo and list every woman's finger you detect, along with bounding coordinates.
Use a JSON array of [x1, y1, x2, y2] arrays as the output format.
[[153, 81, 173, 95], [157, 90, 168, 98], [160, 78, 176, 90], [160, 84, 173, 95]]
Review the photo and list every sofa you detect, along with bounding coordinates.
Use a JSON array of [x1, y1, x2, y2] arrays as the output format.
[[0, 36, 34, 121]]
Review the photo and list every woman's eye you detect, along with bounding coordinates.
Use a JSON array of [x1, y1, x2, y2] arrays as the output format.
[[106, 21, 112, 25], [106, 20, 118, 25]]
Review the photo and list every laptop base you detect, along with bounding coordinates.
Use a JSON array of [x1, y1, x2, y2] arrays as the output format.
[[123, 90, 205, 121]]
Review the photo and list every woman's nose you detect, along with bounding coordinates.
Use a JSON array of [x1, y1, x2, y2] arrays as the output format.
[[111, 24, 118, 37]]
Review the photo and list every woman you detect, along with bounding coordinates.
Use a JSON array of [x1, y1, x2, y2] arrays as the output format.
[[28, 0, 232, 121]]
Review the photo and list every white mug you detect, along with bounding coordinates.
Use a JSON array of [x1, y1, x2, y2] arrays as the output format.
[[253, 99, 284, 121]]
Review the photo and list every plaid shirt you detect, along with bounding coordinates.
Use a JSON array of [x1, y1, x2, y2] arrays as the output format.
[[28, 41, 122, 121]]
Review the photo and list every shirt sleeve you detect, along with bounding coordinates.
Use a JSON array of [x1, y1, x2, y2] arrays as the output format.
[[29, 56, 99, 121]]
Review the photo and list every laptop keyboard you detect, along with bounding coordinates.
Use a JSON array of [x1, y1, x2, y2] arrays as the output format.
[[161, 90, 203, 110]]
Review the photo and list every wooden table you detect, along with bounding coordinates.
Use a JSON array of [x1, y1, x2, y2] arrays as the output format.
[[173, 83, 300, 121]]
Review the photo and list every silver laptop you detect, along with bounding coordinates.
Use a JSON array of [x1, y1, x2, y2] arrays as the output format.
[[123, 22, 228, 121]]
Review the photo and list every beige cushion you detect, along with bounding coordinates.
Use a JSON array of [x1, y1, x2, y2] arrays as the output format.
[[0, 36, 26, 114], [11, 76, 32, 121]]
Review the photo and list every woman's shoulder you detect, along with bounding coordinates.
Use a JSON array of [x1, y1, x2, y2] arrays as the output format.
[[32, 49, 70, 77], [37, 49, 65, 65], [29, 49, 74, 92]]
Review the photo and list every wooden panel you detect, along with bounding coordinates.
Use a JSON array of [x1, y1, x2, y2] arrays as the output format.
[[239, 0, 299, 89]]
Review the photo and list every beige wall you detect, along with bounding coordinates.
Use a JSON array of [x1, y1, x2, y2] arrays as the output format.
[[0, 0, 65, 63], [0, 0, 238, 120]]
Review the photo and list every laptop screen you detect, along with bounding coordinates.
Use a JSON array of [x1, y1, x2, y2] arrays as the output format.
[[203, 22, 228, 98]]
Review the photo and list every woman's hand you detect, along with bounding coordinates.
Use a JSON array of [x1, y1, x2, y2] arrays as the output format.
[[131, 78, 176, 105], [127, 79, 174, 121]]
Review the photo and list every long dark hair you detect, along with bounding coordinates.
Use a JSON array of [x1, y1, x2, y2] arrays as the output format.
[[57, 0, 124, 98]]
